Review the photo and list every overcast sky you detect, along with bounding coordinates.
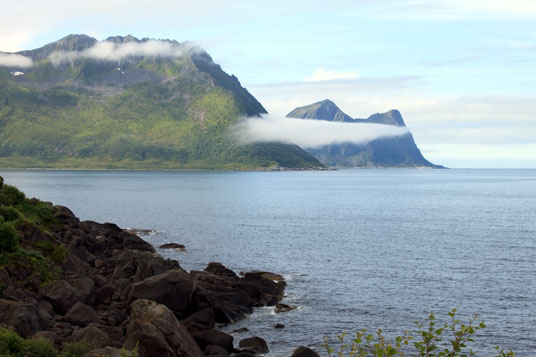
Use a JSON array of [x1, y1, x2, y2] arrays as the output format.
[[1, 0, 535, 168]]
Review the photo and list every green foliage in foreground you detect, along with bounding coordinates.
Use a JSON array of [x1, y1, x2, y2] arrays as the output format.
[[0, 180, 61, 285], [0, 327, 139, 357], [322, 310, 515, 357]]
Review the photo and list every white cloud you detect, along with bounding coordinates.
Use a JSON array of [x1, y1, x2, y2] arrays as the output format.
[[49, 40, 198, 66], [0, 53, 33, 67], [304, 68, 358, 82], [233, 114, 409, 148]]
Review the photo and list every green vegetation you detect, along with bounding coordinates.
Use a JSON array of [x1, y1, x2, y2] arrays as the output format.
[[322, 310, 515, 356], [0, 179, 60, 284], [0, 35, 323, 170]]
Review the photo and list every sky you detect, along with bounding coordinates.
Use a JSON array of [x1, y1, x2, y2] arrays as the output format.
[[1, 0, 535, 168]]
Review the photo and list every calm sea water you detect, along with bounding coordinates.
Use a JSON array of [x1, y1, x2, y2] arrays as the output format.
[[0, 169, 534, 356]]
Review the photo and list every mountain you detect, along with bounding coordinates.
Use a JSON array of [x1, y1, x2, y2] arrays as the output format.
[[0, 34, 323, 169], [286, 99, 443, 168]]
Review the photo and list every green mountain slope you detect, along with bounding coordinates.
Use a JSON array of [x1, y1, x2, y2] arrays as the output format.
[[0, 35, 323, 169], [287, 99, 443, 168]]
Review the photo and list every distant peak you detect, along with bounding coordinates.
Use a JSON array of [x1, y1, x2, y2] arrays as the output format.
[[286, 99, 354, 122], [367, 109, 406, 127], [104, 35, 140, 44]]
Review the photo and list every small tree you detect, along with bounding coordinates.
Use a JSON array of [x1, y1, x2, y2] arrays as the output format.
[[322, 309, 515, 356]]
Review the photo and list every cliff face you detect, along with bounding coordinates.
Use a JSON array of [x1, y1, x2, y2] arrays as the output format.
[[0, 34, 323, 170], [287, 99, 443, 168], [0, 177, 287, 355]]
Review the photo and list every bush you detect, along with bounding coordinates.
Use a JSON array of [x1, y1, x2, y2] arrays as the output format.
[[0, 220, 18, 253], [59, 341, 91, 357], [0, 327, 57, 357], [322, 310, 515, 357]]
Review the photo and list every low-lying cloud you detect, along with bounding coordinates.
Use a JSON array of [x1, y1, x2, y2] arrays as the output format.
[[234, 114, 409, 148], [49, 40, 196, 66], [0, 53, 33, 67]]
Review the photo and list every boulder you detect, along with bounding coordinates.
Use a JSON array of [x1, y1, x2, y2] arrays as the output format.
[[238, 336, 269, 354], [189, 328, 234, 353], [274, 323, 285, 328], [204, 262, 239, 279], [67, 275, 96, 306], [70, 323, 111, 349], [83, 346, 122, 357], [124, 299, 203, 357], [128, 269, 193, 316], [38, 279, 80, 314], [64, 302, 100, 326], [32, 330, 61, 345], [159, 243, 185, 249], [0, 299, 47, 338], [204, 344, 230, 355], [96, 285, 116, 305], [181, 307, 215, 331], [274, 303, 297, 313], [292, 346, 321, 357]]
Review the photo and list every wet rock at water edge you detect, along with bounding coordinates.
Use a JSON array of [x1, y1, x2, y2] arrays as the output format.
[[292, 345, 320, 357], [238, 336, 269, 354], [274, 303, 297, 313], [159, 242, 186, 250]]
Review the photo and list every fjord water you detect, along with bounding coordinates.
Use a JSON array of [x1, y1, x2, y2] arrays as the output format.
[[1, 169, 534, 355]]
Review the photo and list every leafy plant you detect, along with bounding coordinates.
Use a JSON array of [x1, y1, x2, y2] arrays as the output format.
[[322, 310, 515, 357]]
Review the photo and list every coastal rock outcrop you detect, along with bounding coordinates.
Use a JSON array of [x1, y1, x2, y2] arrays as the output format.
[[0, 179, 291, 355]]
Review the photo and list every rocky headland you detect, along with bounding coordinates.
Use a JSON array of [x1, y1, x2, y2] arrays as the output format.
[[0, 177, 319, 356]]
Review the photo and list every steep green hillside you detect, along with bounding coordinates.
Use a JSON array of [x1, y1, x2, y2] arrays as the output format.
[[287, 99, 443, 168], [0, 35, 323, 169]]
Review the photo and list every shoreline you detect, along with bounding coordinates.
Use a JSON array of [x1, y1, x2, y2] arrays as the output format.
[[0, 178, 318, 356]]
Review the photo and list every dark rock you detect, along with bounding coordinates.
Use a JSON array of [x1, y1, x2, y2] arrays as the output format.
[[38, 300, 54, 320], [32, 330, 61, 345], [64, 302, 100, 326], [292, 345, 320, 357], [128, 269, 193, 317], [96, 285, 116, 305], [61, 253, 90, 275], [190, 328, 234, 353], [231, 327, 249, 334], [93, 274, 107, 287], [67, 275, 96, 306], [84, 346, 122, 357], [274, 323, 285, 328], [159, 243, 185, 249], [70, 323, 111, 349], [204, 262, 239, 279], [112, 250, 180, 283], [182, 307, 215, 331], [204, 344, 230, 355], [274, 303, 297, 313], [124, 299, 203, 357], [39, 279, 80, 314], [233, 353, 256, 357], [239, 336, 269, 354], [0, 299, 47, 338]]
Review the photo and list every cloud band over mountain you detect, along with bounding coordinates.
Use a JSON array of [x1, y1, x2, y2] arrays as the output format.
[[234, 114, 409, 148], [0, 53, 33, 67], [49, 40, 196, 66]]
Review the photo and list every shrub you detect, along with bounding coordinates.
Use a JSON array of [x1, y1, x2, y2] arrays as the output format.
[[0, 220, 18, 253], [322, 310, 515, 357], [0, 327, 24, 357], [59, 341, 91, 357], [24, 337, 58, 357]]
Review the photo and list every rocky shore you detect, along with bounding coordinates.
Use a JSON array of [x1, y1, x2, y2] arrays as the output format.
[[0, 177, 319, 356]]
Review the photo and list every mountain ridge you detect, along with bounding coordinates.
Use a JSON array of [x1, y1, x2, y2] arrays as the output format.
[[286, 100, 443, 168], [0, 34, 324, 170]]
